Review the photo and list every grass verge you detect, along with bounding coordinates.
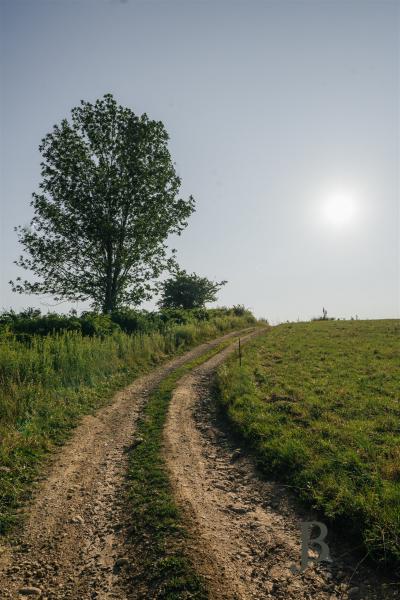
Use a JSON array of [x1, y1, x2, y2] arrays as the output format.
[[216, 320, 400, 572], [126, 340, 234, 599]]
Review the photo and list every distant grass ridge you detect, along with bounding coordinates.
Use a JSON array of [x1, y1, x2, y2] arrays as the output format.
[[0, 308, 255, 535], [216, 319, 400, 571]]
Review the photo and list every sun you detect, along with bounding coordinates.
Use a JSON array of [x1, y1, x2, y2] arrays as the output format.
[[321, 191, 358, 228]]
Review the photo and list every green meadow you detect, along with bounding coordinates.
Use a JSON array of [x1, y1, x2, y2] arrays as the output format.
[[217, 319, 400, 569]]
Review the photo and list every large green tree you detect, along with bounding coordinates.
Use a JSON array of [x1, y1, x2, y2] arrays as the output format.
[[158, 270, 227, 309], [11, 94, 195, 312]]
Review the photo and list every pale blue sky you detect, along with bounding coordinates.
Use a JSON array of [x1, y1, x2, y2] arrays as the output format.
[[1, 0, 399, 322]]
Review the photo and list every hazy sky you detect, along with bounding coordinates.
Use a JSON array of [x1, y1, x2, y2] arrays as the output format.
[[1, 0, 399, 322]]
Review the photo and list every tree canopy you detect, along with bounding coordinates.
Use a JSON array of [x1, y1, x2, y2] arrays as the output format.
[[158, 270, 227, 309], [11, 94, 195, 312]]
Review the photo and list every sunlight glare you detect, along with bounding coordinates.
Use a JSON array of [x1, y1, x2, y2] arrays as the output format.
[[321, 191, 358, 228]]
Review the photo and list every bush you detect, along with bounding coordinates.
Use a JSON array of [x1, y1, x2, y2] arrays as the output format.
[[232, 304, 246, 316], [0, 306, 257, 341], [158, 270, 226, 309], [0, 310, 81, 338], [111, 309, 155, 334], [79, 312, 121, 337]]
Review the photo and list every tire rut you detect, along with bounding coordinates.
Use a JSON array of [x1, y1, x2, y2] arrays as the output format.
[[163, 336, 398, 600]]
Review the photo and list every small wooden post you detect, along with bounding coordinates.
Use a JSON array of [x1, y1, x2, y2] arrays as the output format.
[[238, 337, 242, 367]]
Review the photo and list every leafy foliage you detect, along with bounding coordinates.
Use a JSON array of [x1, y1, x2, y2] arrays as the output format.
[[0, 306, 255, 339], [158, 269, 227, 309], [11, 94, 195, 312]]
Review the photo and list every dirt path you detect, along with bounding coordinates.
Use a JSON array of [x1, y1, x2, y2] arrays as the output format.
[[164, 338, 398, 600], [0, 329, 253, 600]]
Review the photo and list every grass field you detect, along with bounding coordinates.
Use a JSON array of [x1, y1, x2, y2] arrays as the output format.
[[0, 310, 255, 535], [217, 319, 400, 570]]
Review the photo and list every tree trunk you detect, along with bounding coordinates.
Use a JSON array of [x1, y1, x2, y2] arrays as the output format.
[[103, 242, 114, 313]]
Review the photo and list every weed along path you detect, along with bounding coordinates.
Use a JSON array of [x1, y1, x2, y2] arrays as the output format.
[[164, 340, 397, 600], [0, 329, 256, 600]]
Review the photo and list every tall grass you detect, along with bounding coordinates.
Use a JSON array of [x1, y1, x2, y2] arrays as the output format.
[[0, 312, 255, 534]]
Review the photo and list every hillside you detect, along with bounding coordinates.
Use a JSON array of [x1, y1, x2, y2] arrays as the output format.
[[217, 319, 400, 570]]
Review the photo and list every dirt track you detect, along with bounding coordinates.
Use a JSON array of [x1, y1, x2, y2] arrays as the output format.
[[1, 328, 398, 599], [164, 338, 398, 600], [0, 330, 250, 599]]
